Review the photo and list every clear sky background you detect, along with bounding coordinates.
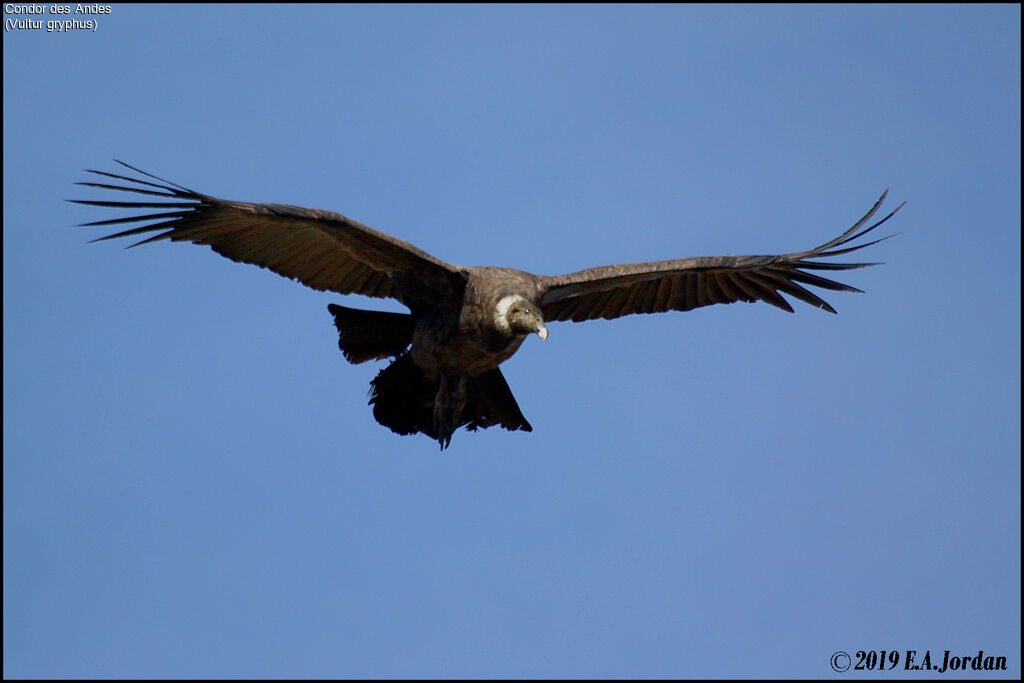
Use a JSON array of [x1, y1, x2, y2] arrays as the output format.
[[4, 4, 1020, 679]]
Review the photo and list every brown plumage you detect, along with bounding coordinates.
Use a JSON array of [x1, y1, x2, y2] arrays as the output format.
[[73, 161, 903, 448]]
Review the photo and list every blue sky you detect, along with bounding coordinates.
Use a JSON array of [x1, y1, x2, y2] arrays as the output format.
[[3, 4, 1020, 678]]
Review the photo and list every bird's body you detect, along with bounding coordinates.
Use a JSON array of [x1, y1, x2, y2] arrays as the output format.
[[74, 162, 902, 448], [418, 268, 541, 376], [331, 267, 549, 446]]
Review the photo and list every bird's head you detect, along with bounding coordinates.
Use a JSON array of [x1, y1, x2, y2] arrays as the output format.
[[496, 295, 548, 341]]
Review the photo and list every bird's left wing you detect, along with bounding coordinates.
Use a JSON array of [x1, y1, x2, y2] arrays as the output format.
[[71, 161, 465, 309], [538, 192, 903, 322]]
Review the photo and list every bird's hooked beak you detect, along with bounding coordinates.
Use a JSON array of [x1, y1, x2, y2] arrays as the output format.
[[537, 324, 548, 341]]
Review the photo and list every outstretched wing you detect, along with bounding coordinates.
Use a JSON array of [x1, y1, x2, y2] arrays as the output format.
[[71, 161, 465, 310], [539, 192, 903, 322]]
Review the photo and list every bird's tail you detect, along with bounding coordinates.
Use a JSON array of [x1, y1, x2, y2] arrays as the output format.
[[328, 304, 416, 364], [369, 354, 532, 448], [463, 367, 533, 435]]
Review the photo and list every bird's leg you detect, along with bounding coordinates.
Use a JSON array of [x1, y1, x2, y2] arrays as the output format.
[[434, 375, 450, 449], [451, 375, 467, 431], [433, 374, 467, 450]]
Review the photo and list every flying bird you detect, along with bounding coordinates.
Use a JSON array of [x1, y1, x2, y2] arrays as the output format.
[[73, 162, 902, 448]]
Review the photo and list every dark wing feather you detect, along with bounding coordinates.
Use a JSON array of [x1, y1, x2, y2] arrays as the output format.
[[70, 161, 465, 310], [539, 192, 903, 321]]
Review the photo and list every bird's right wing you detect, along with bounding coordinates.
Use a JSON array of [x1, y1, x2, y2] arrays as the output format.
[[71, 161, 466, 309]]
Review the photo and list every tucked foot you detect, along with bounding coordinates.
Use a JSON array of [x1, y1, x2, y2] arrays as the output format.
[[432, 374, 467, 450]]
